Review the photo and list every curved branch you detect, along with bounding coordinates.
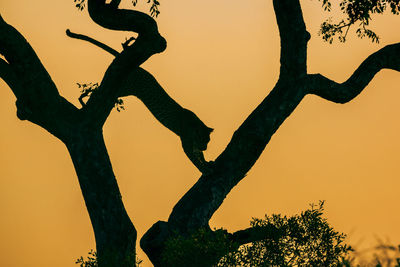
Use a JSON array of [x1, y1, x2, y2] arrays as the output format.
[[87, 0, 166, 53], [88, 0, 156, 34], [308, 43, 400, 103], [66, 29, 119, 56], [80, 0, 167, 127]]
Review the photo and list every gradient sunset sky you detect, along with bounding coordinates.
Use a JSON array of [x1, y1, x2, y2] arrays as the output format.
[[1, 0, 399, 266]]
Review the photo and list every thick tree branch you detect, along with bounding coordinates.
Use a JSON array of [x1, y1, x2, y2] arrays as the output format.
[[308, 43, 400, 103], [80, 0, 167, 128], [118, 67, 184, 132], [0, 15, 79, 140], [0, 15, 59, 101], [273, 0, 310, 78], [66, 29, 119, 56], [87, 0, 166, 55], [87, 0, 161, 39]]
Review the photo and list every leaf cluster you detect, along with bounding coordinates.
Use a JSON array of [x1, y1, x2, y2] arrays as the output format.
[[75, 250, 97, 267], [162, 201, 352, 266], [149, 0, 160, 18], [75, 250, 143, 266], [133, 0, 160, 17], [223, 201, 351, 267], [74, 0, 86, 11], [77, 82, 125, 112], [318, 0, 400, 43], [72, 0, 161, 17], [77, 82, 99, 96]]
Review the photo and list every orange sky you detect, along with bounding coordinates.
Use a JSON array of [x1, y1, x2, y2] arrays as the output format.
[[0, 0, 399, 266]]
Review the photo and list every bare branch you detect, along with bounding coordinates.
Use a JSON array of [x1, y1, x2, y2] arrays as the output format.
[[308, 43, 400, 103], [0, 15, 59, 101], [66, 29, 119, 56], [0, 16, 79, 140], [273, 0, 310, 78]]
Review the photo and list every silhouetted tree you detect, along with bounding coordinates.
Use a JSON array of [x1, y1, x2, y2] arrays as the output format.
[[0, 0, 399, 266]]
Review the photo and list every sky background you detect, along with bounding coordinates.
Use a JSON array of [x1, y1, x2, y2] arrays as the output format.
[[0, 0, 399, 266]]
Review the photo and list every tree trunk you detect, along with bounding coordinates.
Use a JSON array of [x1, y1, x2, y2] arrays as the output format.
[[65, 128, 136, 267]]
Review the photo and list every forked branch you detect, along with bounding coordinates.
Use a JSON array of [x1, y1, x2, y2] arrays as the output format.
[[166, 0, 309, 233], [142, 0, 311, 263], [79, 0, 167, 128]]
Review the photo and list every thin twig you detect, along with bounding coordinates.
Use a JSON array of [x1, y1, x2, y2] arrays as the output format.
[[66, 29, 119, 57]]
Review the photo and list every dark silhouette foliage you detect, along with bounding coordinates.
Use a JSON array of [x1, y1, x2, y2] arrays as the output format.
[[162, 202, 351, 266], [318, 0, 400, 43]]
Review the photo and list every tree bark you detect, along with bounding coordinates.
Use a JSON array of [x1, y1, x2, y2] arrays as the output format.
[[66, 129, 137, 267]]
